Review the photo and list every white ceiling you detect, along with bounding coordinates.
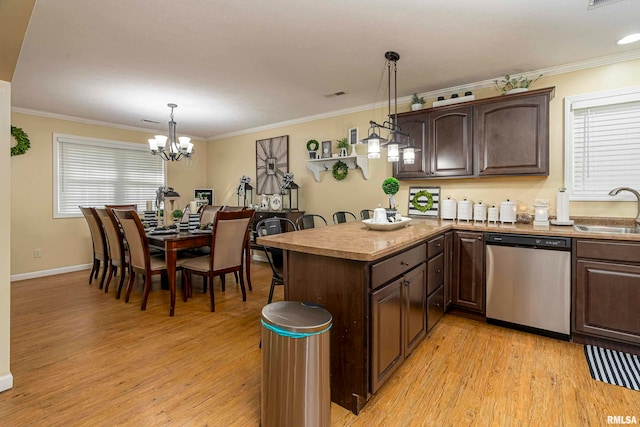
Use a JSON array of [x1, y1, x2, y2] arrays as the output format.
[[11, 0, 640, 140]]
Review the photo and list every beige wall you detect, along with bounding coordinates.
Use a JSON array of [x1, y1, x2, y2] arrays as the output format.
[[9, 113, 208, 276], [1, 81, 13, 391], [8, 59, 640, 277], [209, 59, 640, 222]]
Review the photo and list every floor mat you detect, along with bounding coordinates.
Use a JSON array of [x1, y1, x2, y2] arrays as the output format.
[[584, 344, 640, 391]]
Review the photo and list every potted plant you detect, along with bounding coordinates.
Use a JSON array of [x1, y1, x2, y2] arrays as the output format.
[[306, 139, 319, 159], [493, 74, 543, 95], [410, 93, 426, 111], [382, 177, 400, 220], [336, 137, 349, 157]]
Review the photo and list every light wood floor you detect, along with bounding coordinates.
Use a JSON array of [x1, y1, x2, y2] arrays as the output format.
[[1, 260, 638, 426]]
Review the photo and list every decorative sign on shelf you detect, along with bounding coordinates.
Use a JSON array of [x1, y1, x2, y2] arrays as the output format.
[[408, 186, 440, 218]]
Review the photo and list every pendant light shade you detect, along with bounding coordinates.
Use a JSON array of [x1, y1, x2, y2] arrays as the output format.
[[403, 147, 415, 164], [387, 143, 399, 162]]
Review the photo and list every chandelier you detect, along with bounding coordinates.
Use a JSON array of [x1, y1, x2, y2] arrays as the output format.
[[362, 51, 419, 164], [148, 103, 194, 161]]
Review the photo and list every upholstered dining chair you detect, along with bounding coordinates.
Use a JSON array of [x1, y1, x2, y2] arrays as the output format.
[[181, 209, 255, 312], [199, 205, 224, 225], [113, 208, 186, 311], [220, 205, 246, 212], [360, 209, 374, 220], [95, 207, 129, 298], [332, 211, 357, 224], [255, 217, 297, 304], [296, 214, 328, 230], [80, 206, 109, 289]]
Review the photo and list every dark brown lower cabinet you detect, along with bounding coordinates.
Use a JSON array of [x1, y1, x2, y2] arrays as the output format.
[[371, 262, 427, 393], [574, 239, 640, 352], [452, 231, 485, 313], [443, 231, 453, 309]]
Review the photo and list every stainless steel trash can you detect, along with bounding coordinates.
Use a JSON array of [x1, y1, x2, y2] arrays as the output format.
[[261, 301, 332, 427]]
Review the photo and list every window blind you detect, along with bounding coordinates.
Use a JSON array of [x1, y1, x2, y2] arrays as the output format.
[[54, 134, 165, 218], [566, 87, 640, 201]]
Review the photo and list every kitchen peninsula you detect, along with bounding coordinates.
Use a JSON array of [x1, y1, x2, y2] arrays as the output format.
[[257, 218, 640, 414]]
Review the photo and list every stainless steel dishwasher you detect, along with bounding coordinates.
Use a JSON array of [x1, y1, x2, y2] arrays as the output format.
[[485, 233, 572, 340]]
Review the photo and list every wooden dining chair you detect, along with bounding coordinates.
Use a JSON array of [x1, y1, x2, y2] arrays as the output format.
[[360, 209, 374, 220], [96, 207, 130, 298], [182, 209, 255, 312], [113, 208, 186, 311], [221, 205, 246, 212], [80, 206, 109, 289], [296, 214, 328, 230], [255, 217, 296, 304], [333, 211, 357, 224]]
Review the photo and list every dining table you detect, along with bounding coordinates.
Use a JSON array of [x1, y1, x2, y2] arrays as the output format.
[[146, 231, 253, 316]]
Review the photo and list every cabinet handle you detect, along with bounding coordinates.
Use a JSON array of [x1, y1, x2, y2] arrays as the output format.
[[436, 269, 441, 274], [436, 243, 441, 247], [400, 261, 409, 266]]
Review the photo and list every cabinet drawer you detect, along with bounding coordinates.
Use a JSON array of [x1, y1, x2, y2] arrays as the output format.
[[427, 234, 444, 259], [371, 244, 427, 289], [427, 285, 445, 331], [576, 239, 640, 263], [427, 253, 444, 295]]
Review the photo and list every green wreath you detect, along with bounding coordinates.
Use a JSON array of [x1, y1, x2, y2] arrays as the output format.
[[332, 160, 348, 181], [306, 139, 319, 151], [10, 126, 31, 156], [412, 190, 434, 212]]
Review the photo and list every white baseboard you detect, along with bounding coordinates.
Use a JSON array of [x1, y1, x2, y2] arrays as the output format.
[[11, 263, 92, 282], [0, 373, 13, 392]]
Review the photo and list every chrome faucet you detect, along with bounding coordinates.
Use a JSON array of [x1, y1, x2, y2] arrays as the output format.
[[609, 187, 640, 228]]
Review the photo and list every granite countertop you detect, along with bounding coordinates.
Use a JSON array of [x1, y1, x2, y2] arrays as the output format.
[[256, 217, 640, 262]]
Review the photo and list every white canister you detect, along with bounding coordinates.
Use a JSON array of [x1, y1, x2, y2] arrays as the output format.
[[500, 199, 517, 224], [488, 205, 499, 223], [473, 201, 486, 223], [440, 197, 457, 220], [457, 198, 473, 222]]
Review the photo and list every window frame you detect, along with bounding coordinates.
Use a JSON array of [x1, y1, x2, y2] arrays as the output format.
[[564, 85, 640, 201], [53, 133, 166, 218]]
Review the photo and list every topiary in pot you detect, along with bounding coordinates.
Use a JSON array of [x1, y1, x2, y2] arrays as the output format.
[[382, 177, 400, 210]]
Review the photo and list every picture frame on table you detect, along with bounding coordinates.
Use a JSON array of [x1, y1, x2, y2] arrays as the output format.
[[321, 140, 332, 158], [407, 186, 440, 218], [194, 188, 214, 205]]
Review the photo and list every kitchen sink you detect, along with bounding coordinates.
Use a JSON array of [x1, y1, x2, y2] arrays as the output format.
[[573, 224, 640, 234]]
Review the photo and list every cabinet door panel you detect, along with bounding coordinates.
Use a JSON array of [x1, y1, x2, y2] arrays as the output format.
[[474, 94, 549, 176], [427, 285, 445, 331], [575, 260, 640, 344], [394, 114, 429, 179], [430, 107, 473, 177], [371, 278, 403, 392], [444, 231, 453, 309], [404, 264, 427, 356], [452, 231, 485, 313]]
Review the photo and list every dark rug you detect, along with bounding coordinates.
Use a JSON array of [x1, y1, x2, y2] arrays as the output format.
[[584, 345, 640, 391]]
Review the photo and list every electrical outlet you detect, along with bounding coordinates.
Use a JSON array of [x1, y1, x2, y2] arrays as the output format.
[[34, 248, 42, 258]]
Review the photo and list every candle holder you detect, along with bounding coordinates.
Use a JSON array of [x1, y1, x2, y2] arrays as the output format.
[[533, 203, 549, 227]]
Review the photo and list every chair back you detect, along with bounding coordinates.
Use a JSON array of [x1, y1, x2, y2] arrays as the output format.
[[96, 208, 124, 265], [200, 205, 223, 225], [80, 206, 107, 260], [360, 209, 374, 220], [333, 211, 357, 224], [210, 210, 255, 272], [297, 214, 327, 230], [113, 209, 150, 272], [256, 217, 296, 268], [221, 205, 246, 212]]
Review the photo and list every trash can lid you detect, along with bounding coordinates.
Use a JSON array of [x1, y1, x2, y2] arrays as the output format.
[[262, 301, 332, 334]]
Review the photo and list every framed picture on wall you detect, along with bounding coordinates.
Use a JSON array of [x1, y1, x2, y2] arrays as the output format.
[[256, 135, 288, 195], [194, 188, 214, 205], [349, 127, 358, 145]]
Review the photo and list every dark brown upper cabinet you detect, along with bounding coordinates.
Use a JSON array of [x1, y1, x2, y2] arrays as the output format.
[[474, 91, 550, 176], [393, 87, 554, 180]]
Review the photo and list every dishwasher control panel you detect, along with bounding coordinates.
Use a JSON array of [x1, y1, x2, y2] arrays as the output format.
[[485, 233, 572, 250]]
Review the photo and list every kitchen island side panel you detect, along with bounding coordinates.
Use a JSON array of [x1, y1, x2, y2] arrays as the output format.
[[284, 250, 371, 414]]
